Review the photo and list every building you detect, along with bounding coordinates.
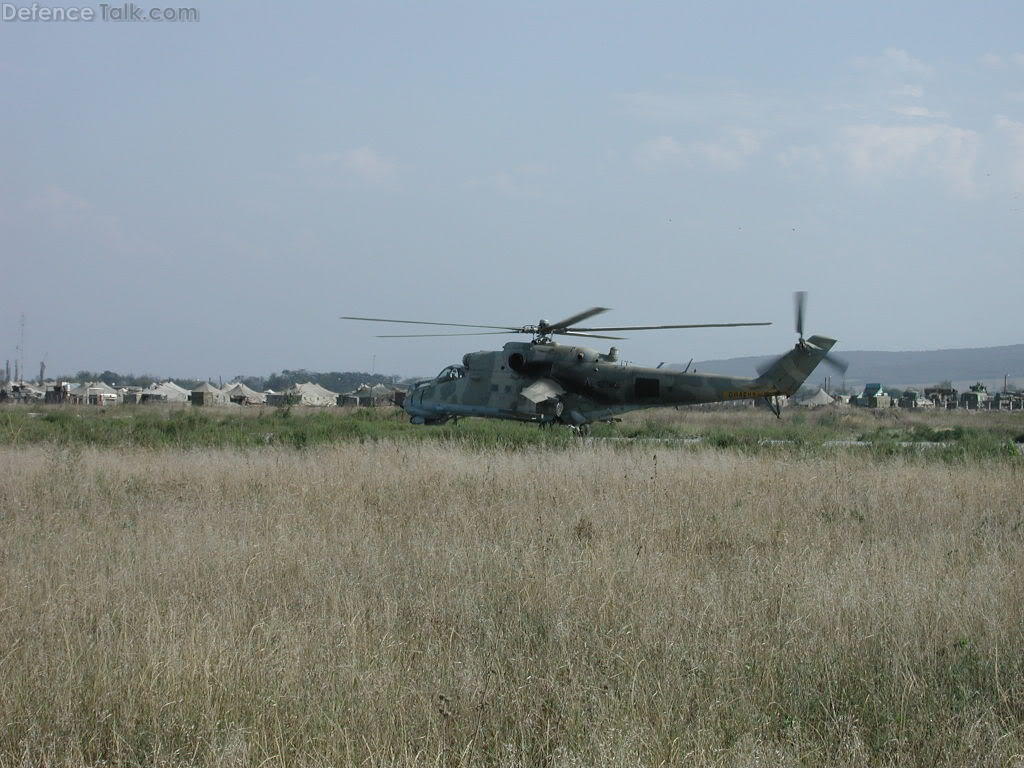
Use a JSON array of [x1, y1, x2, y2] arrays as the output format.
[[856, 383, 891, 409], [993, 391, 1024, 410], [44, 382, 71, 404], [960, 383, 989, 410], [924, 386, 958, 409], [69, 381, 119, 405], [899, 389, 934, 409]]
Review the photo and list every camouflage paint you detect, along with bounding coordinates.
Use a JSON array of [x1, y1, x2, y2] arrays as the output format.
[[404, 336, 836, 426]]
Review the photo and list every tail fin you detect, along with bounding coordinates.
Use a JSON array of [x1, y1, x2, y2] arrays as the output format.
[[756, 335, 836, 395]]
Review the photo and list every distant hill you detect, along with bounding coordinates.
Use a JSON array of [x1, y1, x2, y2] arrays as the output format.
[[680, 343, 1024, 392]]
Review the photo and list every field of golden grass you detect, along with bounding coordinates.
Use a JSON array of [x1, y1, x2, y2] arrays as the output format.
[[1, 436, 1022, 766]]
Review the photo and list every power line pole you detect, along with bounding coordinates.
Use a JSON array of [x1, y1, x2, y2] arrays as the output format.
[[17, 313, 25, 384]]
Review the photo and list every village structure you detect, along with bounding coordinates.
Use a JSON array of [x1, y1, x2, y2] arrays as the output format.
[[759, 381, 1023, 411], [0, 375, 407, 409], [1, 369, 1020, 411]]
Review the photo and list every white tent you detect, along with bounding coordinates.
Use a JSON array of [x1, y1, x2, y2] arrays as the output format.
[[191, 381, 229, 406], [341, 382, 394, 406], [267, 382, 337, 407], [69, 381, 119, 404], [795, 388, 835, 407], [291, 382, 337, 406], [141, 381, 190, 403], [266, 380, 337, 405], [224, 382, 266, 405], [162, 381, 191, 399], [70, 380, 116, 396]]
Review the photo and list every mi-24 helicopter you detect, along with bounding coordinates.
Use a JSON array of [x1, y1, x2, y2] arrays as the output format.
[[342, 292, 846, 433]]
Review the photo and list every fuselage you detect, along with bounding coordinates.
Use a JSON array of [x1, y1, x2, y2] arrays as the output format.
[[403, 340, 784, 426]]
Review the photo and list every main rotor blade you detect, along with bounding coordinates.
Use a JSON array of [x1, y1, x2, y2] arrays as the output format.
[[794, 291, 806, 338], [342, 316, 520, 331], [755, 354, 783, 377], [548, 307, 610, 331], [570, 321, 772, 332], [556, 330, 625, 340], [821, 352, 849, 374], [374, 331, 517, 338]]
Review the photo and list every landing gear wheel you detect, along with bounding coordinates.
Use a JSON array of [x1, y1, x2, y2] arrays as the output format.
[[577, 423, 592, 437]]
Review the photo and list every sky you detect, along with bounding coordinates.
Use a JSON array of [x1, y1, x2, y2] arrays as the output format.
[[2, 1, 1023, 379]]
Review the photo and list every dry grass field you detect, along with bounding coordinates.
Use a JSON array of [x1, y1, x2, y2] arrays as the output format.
[[1, 417, 1023, 766]]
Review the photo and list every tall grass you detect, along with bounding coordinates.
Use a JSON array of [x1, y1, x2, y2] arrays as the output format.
[[0, 404, 1020, 460], [1, 442, 1022, 766], [0, 405, 575, 452]]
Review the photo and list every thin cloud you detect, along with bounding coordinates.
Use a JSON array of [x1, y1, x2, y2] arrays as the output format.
[[468, 164, 548, 198], [995, 115, 1024, 188], [635, 135, 685, 167], [617, 90, 778, 126], [854, 48, 933, 77], [891, 105, 950, 119], [980, 52, 1024, 69], [839, 123, 979, 196], [297, 147, 398, 185], [340, 147, 397, 184], [890, 85, 924, 99], [636, 129, 760, 171], [26, 185, 130, 255], [777, 145, 825, 171]]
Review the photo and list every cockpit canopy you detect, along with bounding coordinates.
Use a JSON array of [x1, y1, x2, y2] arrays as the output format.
[[436, 365, 466, 381]]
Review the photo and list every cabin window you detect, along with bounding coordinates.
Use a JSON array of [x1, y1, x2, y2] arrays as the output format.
[[635, 377, 660, 398]]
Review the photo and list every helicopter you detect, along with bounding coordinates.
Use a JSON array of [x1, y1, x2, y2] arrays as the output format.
[[342, 292, 847, 434]]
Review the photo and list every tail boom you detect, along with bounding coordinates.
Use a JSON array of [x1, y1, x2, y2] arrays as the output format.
[[756, 335, 836, 396]]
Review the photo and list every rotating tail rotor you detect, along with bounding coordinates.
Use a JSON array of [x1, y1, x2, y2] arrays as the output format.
[[757, 291, 848, 376], [795, 290, 806, 344]]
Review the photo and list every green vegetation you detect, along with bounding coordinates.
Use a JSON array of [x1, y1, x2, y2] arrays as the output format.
[[0, 404, 1020, 460], [60, 369, 207, 389], [0, 405, 575, 451], [260, 368, 406, 394]]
